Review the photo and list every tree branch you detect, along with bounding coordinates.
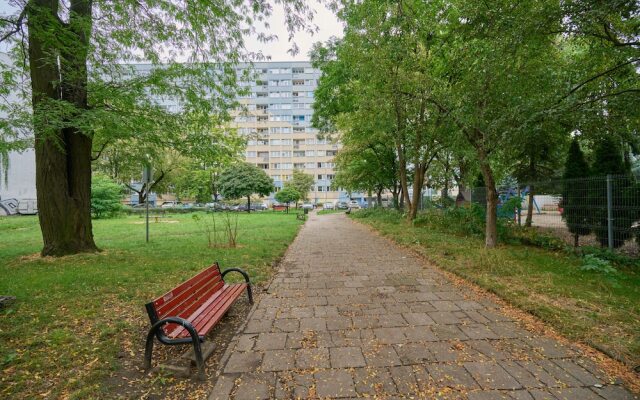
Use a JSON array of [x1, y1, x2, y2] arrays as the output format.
[[91, 140, 110, 161], [557, 58, 640, 103], [0, 6, 27, 43]]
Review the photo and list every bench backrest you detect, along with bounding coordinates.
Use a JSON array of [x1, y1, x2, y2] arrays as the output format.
[[146, 263, 224, 324]]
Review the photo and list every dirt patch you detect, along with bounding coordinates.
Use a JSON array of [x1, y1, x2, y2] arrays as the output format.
[[104, 289, 260, 399], [131, 220, 180, 225]]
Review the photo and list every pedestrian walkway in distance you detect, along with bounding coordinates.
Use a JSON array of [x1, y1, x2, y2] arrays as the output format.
[[209, 213, 637, 400]]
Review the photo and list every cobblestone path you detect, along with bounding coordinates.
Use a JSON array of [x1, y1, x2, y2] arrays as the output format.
[[209, 213, 636, 400]]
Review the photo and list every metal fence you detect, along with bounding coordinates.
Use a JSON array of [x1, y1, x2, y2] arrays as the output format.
[[470, 175, 640, 254]]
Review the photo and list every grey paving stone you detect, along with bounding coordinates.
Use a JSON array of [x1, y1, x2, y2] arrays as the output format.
[[362, 344, 402, 367], [208, 373, 236, 400], [261, 349, 295, 372], [394, 342, 435, 364], [315, 369, 357, 398], [374, 327, 407, 344], [430, 300, 461, 312], [326, 316, 352, 330], [464, 361, 523, 390], [273, 318, 300, 332], [244, 319, 273, 334], [224, 352, 262, 374], [590, 385, 638, 400], [400, 326, 438, 342], [551, 359, 602, 386], [389, 365, 418, 393], [428, 311, 461, 324], [233, 373, 273, 400], [467, 390, 513, 400], [300, 317, 328, 331], [550, 387, 603, 400], [427, 363, 480, 390], [235, 334, 256, 352], [353, 367, 397, 396], [330, 346, 367, 368], [295, 347, 330, 369], [402, 312, 435, 326], [254, 332, 287, 351]]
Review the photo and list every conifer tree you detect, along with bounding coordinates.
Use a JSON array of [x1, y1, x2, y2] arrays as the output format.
[[562, 138, 591, 246], [590, 136, 633, 247]]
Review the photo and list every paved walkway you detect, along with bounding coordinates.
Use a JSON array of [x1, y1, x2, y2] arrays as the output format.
[[210, 213, 635, 400]]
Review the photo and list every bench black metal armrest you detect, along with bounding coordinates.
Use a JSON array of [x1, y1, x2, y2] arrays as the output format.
[[221, 267, 253, 304], [144, 316, 207, 380]]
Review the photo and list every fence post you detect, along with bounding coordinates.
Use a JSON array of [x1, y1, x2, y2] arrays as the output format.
[[517, 187, 522, 226], [606, 174, 613, 250]]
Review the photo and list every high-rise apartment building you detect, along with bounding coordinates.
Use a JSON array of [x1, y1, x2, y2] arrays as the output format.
[[232, 61, 341, 204]]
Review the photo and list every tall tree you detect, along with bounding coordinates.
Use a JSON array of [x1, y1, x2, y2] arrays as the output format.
[[590, 136, 635, 247], [0, 0, 315, 256], [218, 162, 273, 212], [562, 138, 591, 246], [284, 170, 315, 203]]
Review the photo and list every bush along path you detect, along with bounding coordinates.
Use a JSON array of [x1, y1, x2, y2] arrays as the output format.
[[209, 213, 637, 399]]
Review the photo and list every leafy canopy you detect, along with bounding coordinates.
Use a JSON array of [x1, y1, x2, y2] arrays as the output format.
[[218, 162, 273, 200]]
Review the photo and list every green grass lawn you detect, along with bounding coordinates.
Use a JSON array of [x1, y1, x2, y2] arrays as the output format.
[[352, 209, 640, 369], [0, 212, 303, 399]]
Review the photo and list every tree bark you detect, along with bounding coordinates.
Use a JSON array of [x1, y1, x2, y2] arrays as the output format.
[[525, 184, 535, 227], [396, 143, 411, 212], [246, 196, 251, 213], [376, 187, 382, 207], [478, 151, 498, 248], [408, 164, 426, 221], [29, 0, 98, 256]]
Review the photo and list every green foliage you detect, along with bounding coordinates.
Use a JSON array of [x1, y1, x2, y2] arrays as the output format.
[[580, 255, 617, 275], [562, 138, 591, 240], [274, 187, 301, 205], [284, 170, 315, 202], [589, 137, 636, 248], [218, 163, 273, 206], [90, 175, 123, 219]]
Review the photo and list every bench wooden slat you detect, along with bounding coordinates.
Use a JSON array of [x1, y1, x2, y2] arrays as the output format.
[[156, 272, 223, 318], [168, 283, 246, 338], [153, 265, 220, 311], [164, 283, 236, 337], [159, 277, 224, 321]]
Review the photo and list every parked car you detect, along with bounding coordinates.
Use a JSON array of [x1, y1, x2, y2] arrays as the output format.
[[132, 202, 155, 208], [336, 201, 349, 210], [323, 202, 334, 210], [348, 200, 360, 209], [161, 201, 180, 208], [301, 203, 314, 210]]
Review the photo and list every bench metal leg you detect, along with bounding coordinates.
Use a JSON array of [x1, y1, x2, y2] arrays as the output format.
[[144, 317, 206, 380]]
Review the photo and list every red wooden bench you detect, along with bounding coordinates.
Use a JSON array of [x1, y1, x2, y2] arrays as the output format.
[[143, 262, 253, 379]]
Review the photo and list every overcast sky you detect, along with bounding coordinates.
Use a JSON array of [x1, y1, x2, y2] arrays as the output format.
[[0, 1, 343, 61]]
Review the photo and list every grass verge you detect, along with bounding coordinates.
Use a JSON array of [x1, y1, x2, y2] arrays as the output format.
[[351, 209, 640, 369], [0, 212, 303, 399]]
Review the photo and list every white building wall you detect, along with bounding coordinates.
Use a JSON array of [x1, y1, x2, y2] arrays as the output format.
[[0, 150, 36, 200]]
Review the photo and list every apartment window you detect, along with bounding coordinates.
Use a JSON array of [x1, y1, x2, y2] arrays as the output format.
[[305, 162, 316, 169], [326, 150, 337, 156], [282, 127, 291, 133], [293, 79, 305, 86], [292, 115, 305, 122], [255, 80, 267, 86], [257, 139, 268, 145], [292, 67, 304, 74], [247, 140, 257, 146], [294, 163, 305, 169], [317, 150, 326, 157], [281, 103, 291, 109], [257, 163, 269, 170], [256, 92, 268, 97], [257, 151, 269, 158], [246, 151, 257, 157], [317, 138, 327, 144], [318, 174, 323, 180], [327, 174, 335, 180], [305, 150, 315, 157], [257, 104, 268, 111], [280, 80, 291, 86], [293, 151, 305, 157], [304, 67, 315, 73], [293, 127, 305, 132], [305, 138, 316, 145], [271, 151, 281, 157], [317, 186, 324, 192]]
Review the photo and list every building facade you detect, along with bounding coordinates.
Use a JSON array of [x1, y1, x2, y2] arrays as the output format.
[[232, 61, 342, 204]]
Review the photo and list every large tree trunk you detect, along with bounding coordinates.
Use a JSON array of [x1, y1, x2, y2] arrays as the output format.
[[396, 143, 411, 212], [525, 184, 534, 227], [408, 164, 426, 221], [478, 154, 498, 248], [29, 0, 98, 256]]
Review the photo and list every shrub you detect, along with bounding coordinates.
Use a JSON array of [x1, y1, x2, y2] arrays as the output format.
[[91, 175, 123, 219], [580, 255, 617, 274]]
